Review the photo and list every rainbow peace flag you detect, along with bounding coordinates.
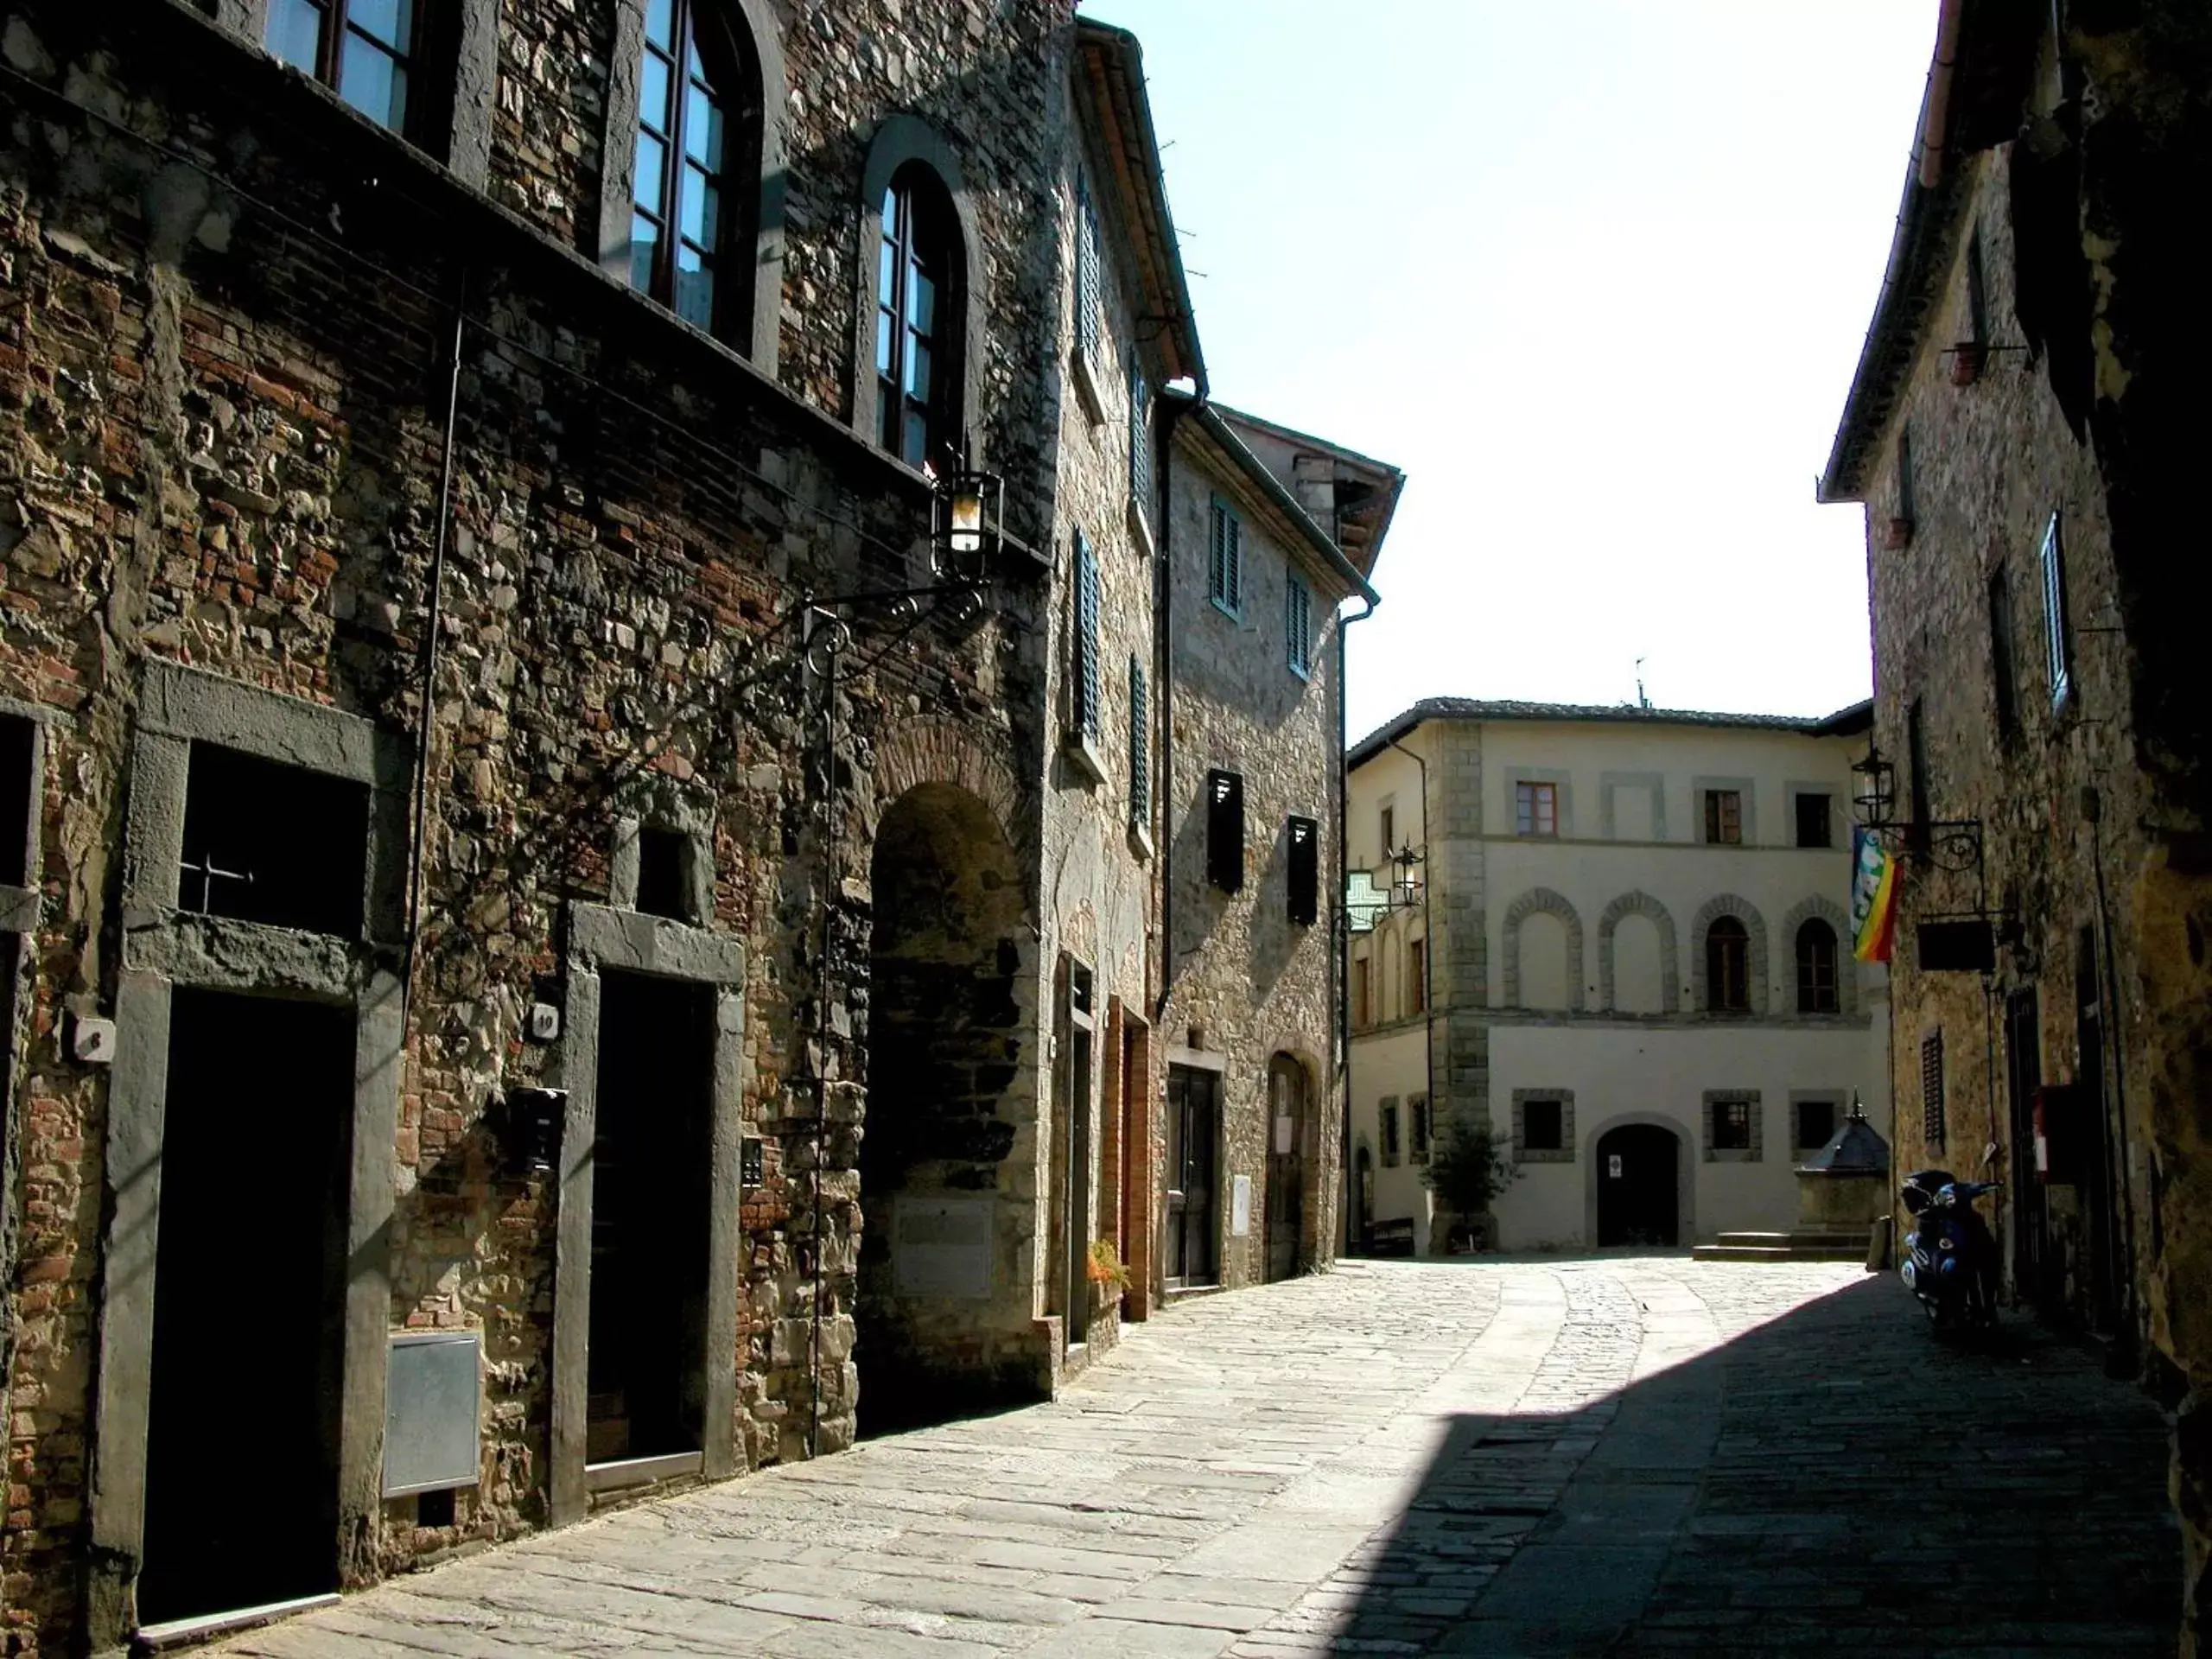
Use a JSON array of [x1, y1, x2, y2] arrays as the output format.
[[1850, 825, 1898, 963]]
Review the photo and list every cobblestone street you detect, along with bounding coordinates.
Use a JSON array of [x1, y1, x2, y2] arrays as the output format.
[[220, 1260, 2177, 1658]]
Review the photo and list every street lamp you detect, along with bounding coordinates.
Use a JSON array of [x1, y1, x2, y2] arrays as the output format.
[[931, 454, 1001, 585], [1850, 743, 1896, 826]]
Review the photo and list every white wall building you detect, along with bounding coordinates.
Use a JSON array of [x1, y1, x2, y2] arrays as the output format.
[[1344, 700, 1891, 1253]]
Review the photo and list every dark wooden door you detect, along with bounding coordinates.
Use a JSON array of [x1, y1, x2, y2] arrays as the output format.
[[1165, 1067, 1218, 1285], [1597, 1124, 1679, 1246]]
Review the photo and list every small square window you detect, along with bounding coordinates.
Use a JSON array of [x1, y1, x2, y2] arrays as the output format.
[[1704, 789, 1743, 845], [1409, 1095, 1431, 1165], [179, 742, 367, 938], [1515, 781, 1557, 837], [1522, 1098, 1564, 1153], [1712, 1099, 1753, 1151], [1380, 1096, 1401, 1167], [1794, 792, 1832, 849], [1796, 1097, 1839, 1152], [635, 826, 695, 922]]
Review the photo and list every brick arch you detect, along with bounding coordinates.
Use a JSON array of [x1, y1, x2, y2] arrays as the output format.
[[1596, 890, 1680, 1013], [1502, 887, 1585, 1011], [866, 715, 1023, 845], [1779, 894, 1857, 1016], [1690, 893, 1769, 1015]]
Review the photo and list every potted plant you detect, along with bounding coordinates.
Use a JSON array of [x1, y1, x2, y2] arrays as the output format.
[[1421, 1115, 1521, 1254], [1086, 1238, 1128, 1317]]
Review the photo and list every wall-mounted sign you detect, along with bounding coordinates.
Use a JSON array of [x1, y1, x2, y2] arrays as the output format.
[[893, 1196, 992, 1298], [1608, 1154, 1624, 1179], [1231, 1174, 1253, 1236]]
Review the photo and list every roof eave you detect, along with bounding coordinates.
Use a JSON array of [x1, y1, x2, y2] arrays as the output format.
[[1181, 397, 1377, 605]]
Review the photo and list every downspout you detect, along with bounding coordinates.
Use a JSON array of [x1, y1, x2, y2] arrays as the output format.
[[1385, 734, 1434, 1166], [1153, 391, 1201, 1024], [1337, 592, 1378, 1253], [405, 264, 471, 1013]]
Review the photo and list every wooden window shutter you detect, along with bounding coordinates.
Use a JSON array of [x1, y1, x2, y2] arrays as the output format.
[[1128, 655, 1149, 827], [1074, 531, 1102, 739], [1076, 172, 1101, 359], [1287, 814, 1319, 925], [1206, 768, 1244, 892], [1921, 1030, 1947, 1146]]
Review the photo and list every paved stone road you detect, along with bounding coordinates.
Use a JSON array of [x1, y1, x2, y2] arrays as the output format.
[[221, 1259, 2177, 1657]]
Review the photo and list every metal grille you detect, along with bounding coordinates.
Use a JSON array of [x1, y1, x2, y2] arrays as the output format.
[[1922, 1029, 1947, 1146]]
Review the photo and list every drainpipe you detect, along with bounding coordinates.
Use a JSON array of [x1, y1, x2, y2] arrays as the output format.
[[1153, 390, 1201, 1025], [1336, 592, 1378, 1253], [404, 264, 471, 1014], [1384, 734, 1435, 1164]]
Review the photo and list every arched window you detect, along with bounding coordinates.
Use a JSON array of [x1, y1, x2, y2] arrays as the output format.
[[629, 0, 760, 336], [1796, 918, 1840, 1014], [267, 0, 418, 133], [877, 163, 961, 470], [1706, 915, 1750, 1013]]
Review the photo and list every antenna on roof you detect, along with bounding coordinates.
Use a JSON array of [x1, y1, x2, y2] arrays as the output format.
[[1635, 658, 1651, 709]]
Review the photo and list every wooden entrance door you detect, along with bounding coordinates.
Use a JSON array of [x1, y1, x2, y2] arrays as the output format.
[[1164, 1066, 1218, 1286]]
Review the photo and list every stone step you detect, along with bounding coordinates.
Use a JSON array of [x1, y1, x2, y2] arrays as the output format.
[[1693, 1233, 1870, 1262]]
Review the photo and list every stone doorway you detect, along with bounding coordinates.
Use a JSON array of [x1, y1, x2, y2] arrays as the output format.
[[138, 989, 354, 1626], [857, 783, 1033, 1435], [584, 970, 715, 1467], [1164, 1065, 1220, 1287], [1596, 1123, 1680, 1246], [1265, 1054, 1310, 1281]]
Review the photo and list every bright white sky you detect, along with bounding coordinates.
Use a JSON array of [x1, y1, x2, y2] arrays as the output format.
[[1077, 0, 1936, 738]]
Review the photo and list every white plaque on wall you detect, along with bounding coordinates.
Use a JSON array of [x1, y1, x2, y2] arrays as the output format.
[[1274, 1114, 1294, 1155], [893, 1196, 993, 1299], [1230, 1174, 1253, 1237]]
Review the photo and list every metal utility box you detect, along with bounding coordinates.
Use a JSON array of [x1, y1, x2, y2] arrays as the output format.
[[382, 1331, 482, 1497]]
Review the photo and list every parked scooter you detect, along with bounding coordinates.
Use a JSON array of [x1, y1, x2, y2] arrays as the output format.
[[1897, 1168, 1999, 1333]]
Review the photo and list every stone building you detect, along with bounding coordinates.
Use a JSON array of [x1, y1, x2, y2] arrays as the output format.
[[1814, 0, 2212, 1637], [1344, 701, 1887, 1254], [0, 1, 1359, 1651], [1147, 402, 1395, 1299]]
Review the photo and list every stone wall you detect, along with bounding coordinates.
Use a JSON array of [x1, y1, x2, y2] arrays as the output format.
[[0, 0, 1090, 1645], [1856, 135, 2144, 1333], [1158, 429, 1343, 1294]]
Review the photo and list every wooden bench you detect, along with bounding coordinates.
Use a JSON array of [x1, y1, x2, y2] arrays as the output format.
[[1366, 1217, 1417, 1257]]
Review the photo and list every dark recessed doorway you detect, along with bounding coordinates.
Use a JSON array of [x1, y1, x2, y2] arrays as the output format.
[[1596, 1122, 1680, 1247]]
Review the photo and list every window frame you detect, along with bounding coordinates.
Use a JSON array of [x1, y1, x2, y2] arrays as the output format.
[[877, 163, 961, 472], [626, 0, 747, 336], [1703, 788, 1744, 846], [1075, 169, 1103, 363], [1205, 768, 1244, 893], [1521, 1098, 1564, 1154], [1705, 915, 1751, 1014], [2040, 512, 2072, 711], [1208, 499, 1243, 619], [1406, 934, 1426, 1014], [1071, 531, 1103, 743], [266, 0, 423, 136], [1285, 571, 1313, 679], [1127, 654, 1149, 834], [1379, 1096, 1402, 1167], [1351, 951, 1371, 1029], [1795, 918, 1840, 1014], [1792, 791, 1833, 849], [1408, 1094, 1431, 1166], [1515, 780, 1559, 838], [1128, 350, 1152, 515], [1711, 1098, 1754, 1152]]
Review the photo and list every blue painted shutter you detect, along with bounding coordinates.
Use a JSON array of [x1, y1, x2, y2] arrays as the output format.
[[1286, 575, 1311, 675]]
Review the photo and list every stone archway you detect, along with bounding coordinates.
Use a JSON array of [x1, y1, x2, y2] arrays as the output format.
[[1502, 887, 1586, 1011], [1597, 890, 1680, 1013], [857, 782, 1036, 1435], [1584, 1112, 1696, 1247], [1689, 893, 1770, 1014]]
